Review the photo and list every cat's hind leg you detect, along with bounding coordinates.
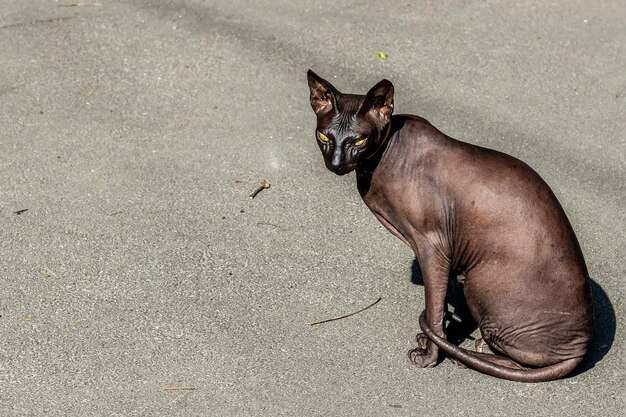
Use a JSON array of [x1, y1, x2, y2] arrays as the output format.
[[471, 338, 528, 370]]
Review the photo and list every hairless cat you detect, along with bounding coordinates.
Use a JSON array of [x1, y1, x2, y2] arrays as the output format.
[[306, 70, 593, 382]]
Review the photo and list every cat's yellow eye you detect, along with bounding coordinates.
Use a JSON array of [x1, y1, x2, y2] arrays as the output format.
[[318, 132, 330, 142], [353, 138, 366, 147]]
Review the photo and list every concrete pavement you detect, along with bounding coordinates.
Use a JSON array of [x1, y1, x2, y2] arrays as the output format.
[[0, 1, 623, 415]]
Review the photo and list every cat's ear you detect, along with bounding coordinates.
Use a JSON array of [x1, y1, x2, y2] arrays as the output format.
[[360, 79, 394, 124], [307, 70, 338, 115]]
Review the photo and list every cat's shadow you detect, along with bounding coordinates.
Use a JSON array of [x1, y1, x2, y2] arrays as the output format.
[[410, 258, 615, 375]]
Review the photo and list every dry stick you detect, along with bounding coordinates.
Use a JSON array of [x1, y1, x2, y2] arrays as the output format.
[[446, 311, 462, 323], [308, 297, 382, 326], [58, 3, 101, 6], [249, 179, 270, 199], [163, 386, 195, 391], [256, 221, 280, 228]]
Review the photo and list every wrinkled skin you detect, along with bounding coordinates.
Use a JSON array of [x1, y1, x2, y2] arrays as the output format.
[[306, 70, 593, 381]]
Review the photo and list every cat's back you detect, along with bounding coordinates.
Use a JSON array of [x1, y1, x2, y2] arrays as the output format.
[[399, 116, 588, 274], [392, 115, 581, 249], [384, 115, 451, 168], [392, 115, 489, 164], [395, 115, 547, 191]]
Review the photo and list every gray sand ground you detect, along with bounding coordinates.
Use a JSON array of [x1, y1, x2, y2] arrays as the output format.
[[0, 1, 623, 416]]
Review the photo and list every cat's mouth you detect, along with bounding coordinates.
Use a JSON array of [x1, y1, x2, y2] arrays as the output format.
[[324, 154, 357, 175], [326, 161, 355, 176]]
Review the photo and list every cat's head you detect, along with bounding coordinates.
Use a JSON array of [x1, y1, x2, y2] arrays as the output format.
[[307, 70, 394, 175]]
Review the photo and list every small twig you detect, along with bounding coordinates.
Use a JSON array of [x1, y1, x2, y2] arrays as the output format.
[[163, 386, 195, 391], [108, 210, 123, 216], [58, 2, 101, 6], [446, 311, 462, 323], [308, 297, 382, 326], [249, 179, 270, 199], [256, 221, 280, 228], [14, 209, 28, 215]]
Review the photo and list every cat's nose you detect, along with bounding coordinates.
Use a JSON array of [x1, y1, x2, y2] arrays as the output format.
[[330, 158, 345, 172]]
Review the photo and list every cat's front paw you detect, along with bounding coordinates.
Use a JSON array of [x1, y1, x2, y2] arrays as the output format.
[[408, 333, 438, 368]]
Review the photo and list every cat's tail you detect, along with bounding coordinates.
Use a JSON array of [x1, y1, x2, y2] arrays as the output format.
[[418, 311, 583, 383]]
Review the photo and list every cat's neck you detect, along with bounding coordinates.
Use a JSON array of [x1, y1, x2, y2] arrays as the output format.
[[356, 115, 437, 198], [357, 115, 404, 174]]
